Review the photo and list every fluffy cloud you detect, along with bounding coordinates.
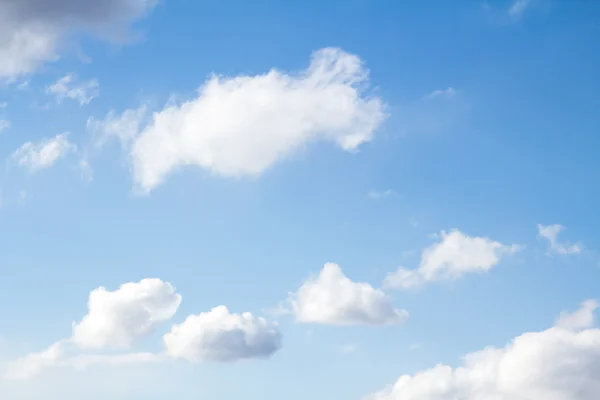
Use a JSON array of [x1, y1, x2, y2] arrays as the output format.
[[0, 0, 157, 80], [289, 263, 408, 326], [3, 278, 181, 380], [384, 230, 521, 290], [3, 278, 281, 380], [72, 278, 182, 350], [538, 224, 582, 255], [164, 306, 282, 362], [47, 74, 99, 106], [11, 133, 76, 171], [92, 47, 386, 192], [365, 300, 600, 400]]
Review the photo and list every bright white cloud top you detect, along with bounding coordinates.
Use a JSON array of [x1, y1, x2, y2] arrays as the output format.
[[2, 278, 281, 380], [72, 278, 182, 350], [91, 47, 386, 192], [384, 230, 521, 290], [288, 263, 408, 326], [366, 299, 600, 400]]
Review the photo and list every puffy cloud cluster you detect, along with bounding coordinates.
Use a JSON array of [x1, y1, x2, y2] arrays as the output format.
[[3, 278, 281, 380], [384, 230, 521, 290], [366, 300, 600, 400], [91, 47, 386, 192]]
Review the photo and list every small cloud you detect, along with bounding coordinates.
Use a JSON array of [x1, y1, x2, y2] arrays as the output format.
[[10, 133, 77, 171], [17, 81, 30, 91], [0, 119, 10, 133], [367, 189, 399, 200], [384, 230, 521, 290], [164, 306, 282, 363], [287, 262, 409, 326], [555, 300, 598, 331], [508, 0, 534, 20], [424, 87, 457, 100], [47, 74, 99, 106], [339, 344, 357, 355], [537, 224, 582, 255], [408, 343, 423, 351], [0, 102, 7, 108]]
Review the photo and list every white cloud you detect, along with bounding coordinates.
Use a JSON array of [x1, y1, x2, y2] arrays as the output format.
[[508, 0, 534, 20], [78, 158, 94, 182], [3, 278, 181, 380], [538, 224, 582, 255], [0, 0, 158, 80], [384, 230, 521, 290], [556, 299, 598, 330], [2, 342, 63, 380], [339, 344, 358, 355], [95, 47, 386, 192], [0, 102, 7, 108], [72, 278, 182, 350], [47, 74, 99, 105], [288, 262, 408, 326], [367, 189, 398, 199], [3, 342, 161, 381], [2, 278, 282, 380], [365, 300, 600, 400], [87, 105, 147, 147], [11, 133, 76, 171], [163, 306, 282, 363], [0, 119, 10, 133], [425, 87, 457, 100], [65, 352, 162, 370]]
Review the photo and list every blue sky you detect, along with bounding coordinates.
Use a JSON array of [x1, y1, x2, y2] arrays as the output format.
[[1, 0, 600, 399]]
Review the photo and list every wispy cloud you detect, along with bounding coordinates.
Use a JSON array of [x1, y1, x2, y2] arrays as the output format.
[[0, 119, 10, 133], [424, 87, 457, 100], [339, 344, 357, 355], [367, 189, 399, 200], [11, 133, 77, 171], [47, 74, 99, 106], [508, 0, 534, 20], [537, 224, 582, 255]]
